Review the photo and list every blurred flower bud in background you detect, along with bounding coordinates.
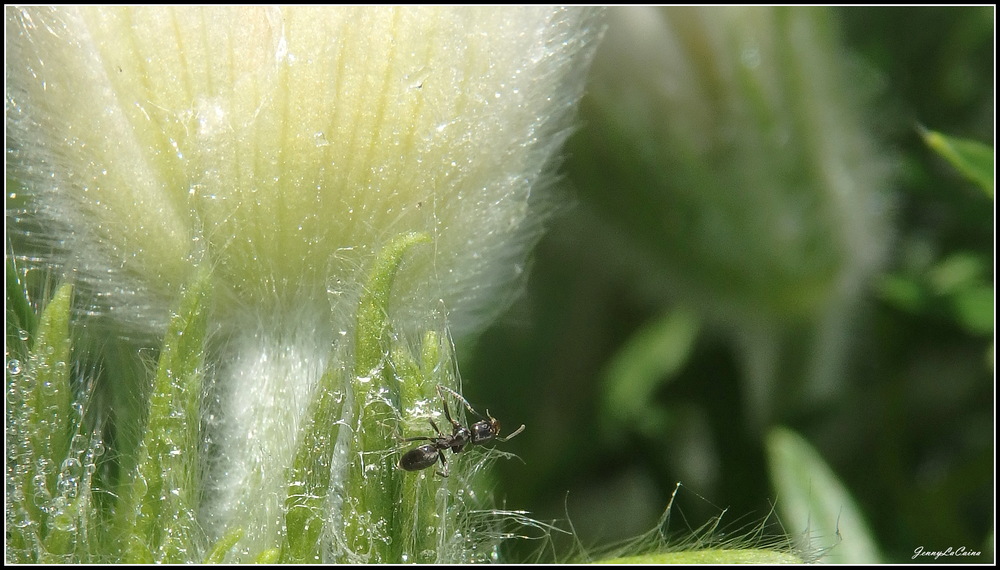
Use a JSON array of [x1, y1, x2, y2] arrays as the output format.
[[572, 6, 892, 425]]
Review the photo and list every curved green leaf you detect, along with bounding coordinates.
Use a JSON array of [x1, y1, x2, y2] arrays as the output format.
[[766, 426, 882, 563], [921, 128, 994, 197]]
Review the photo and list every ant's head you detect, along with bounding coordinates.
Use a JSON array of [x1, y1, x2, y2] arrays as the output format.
[[470, 414, 501, 444], [470, 411, 525, 443]]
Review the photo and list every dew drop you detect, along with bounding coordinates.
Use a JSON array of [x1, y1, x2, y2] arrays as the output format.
[[19, 329, 30, 341], [56, 473, 79, 498], [35, 457, 52, 473], [7, 359, 22, 375], [32, 474, 52, 507], [60, 457, 82, 476], [50, 511, 76, 532], [133, 474, 148, 497]]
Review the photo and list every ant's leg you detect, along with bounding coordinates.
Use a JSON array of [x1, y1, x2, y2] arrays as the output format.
[[437, 385, 483, 419], [398, 418, 444, 442], [401, 419, 443, 443], [441, 398, 463, 433], [436, 450, 450, 478], [428, 418, 443, 435], [401, 435, 434, 443]]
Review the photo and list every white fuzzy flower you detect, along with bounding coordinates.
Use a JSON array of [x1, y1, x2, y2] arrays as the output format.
[[7, 6, 602, 561], [8, 6, 599, 338]]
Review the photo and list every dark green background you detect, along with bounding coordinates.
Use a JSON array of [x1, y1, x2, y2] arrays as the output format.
[[461, 7, 993, 563]]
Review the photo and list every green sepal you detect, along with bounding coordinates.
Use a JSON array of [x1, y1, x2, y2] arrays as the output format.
[[117, 269, 211, 563]]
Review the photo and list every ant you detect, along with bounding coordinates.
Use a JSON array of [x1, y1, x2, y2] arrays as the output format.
[[398, 385, 525, 477]]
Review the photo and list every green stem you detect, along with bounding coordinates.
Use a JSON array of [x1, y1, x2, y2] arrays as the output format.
[[340, 231, 430, 562]]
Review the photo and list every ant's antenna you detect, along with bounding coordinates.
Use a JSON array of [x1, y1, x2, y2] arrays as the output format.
[[496, 423, 525, 442]]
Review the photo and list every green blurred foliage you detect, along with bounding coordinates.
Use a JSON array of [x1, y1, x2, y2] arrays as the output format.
[[462, 6, 993, 563]]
